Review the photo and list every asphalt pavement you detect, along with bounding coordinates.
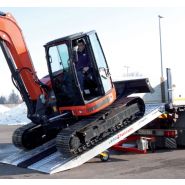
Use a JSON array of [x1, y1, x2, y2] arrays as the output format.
[[0, 125, 185, 179]]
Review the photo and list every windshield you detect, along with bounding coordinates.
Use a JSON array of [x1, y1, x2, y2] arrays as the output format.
[[48, 43, 70, 75]]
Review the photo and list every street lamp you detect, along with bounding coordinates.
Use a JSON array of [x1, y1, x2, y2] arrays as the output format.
[[158, 15, 166, 103]]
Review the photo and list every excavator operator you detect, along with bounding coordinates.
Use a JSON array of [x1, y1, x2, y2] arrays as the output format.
[[75, 39, 91, 93]]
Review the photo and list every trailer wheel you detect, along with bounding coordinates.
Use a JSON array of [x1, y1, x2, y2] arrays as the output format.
[[99, 150, 110, 162]]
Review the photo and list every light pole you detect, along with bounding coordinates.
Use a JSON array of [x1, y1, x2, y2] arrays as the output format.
[[158, 15, 166, 103]]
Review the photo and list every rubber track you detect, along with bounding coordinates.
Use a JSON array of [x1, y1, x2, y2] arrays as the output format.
[[56, 96, 144, 158], [12, 122, 37, 149]]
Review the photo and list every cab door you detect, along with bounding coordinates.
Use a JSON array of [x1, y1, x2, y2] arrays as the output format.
[[87, 31, 112, 94]]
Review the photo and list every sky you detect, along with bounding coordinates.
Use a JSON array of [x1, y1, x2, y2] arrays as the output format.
[[1, 6, 185, 98]]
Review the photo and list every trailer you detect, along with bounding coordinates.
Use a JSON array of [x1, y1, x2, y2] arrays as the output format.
[[123, 68, 185, 151]]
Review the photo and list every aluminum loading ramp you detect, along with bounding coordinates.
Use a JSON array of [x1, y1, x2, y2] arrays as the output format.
[[0, 104, 164, 174]]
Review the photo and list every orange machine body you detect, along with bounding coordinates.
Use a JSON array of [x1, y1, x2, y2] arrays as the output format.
[[59, 87, 116, 116]]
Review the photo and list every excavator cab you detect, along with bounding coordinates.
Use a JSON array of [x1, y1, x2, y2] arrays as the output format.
[[45, 31, 116, 116]]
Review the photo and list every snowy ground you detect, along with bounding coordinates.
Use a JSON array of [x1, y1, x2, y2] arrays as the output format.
[[0, 103, 30, 125], [0, 105, 10, 113]]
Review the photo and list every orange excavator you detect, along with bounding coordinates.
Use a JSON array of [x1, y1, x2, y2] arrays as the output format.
[[0, 11, 152, 158]]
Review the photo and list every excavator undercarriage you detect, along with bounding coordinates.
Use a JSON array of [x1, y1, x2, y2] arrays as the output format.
[[56, 96, 145, 158]]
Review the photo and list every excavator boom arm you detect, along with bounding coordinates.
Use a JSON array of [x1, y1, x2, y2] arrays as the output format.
[[0, 12, 43, 102]]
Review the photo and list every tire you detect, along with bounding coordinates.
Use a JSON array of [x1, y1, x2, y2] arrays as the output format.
[[99, 150, 110, 162]]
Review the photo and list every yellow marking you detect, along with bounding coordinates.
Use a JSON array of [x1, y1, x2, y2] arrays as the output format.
[[158, 114, 168, 119], [100, 152, 107, 157], [174, 98, 185, 101]]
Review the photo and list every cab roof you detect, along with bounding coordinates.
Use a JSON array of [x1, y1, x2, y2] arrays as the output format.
[[44, 30, 96, 48]]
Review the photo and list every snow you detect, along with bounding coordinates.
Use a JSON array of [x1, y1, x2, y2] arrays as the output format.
[[0, 103, 30, 125], [0, 105, 10, 113]]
